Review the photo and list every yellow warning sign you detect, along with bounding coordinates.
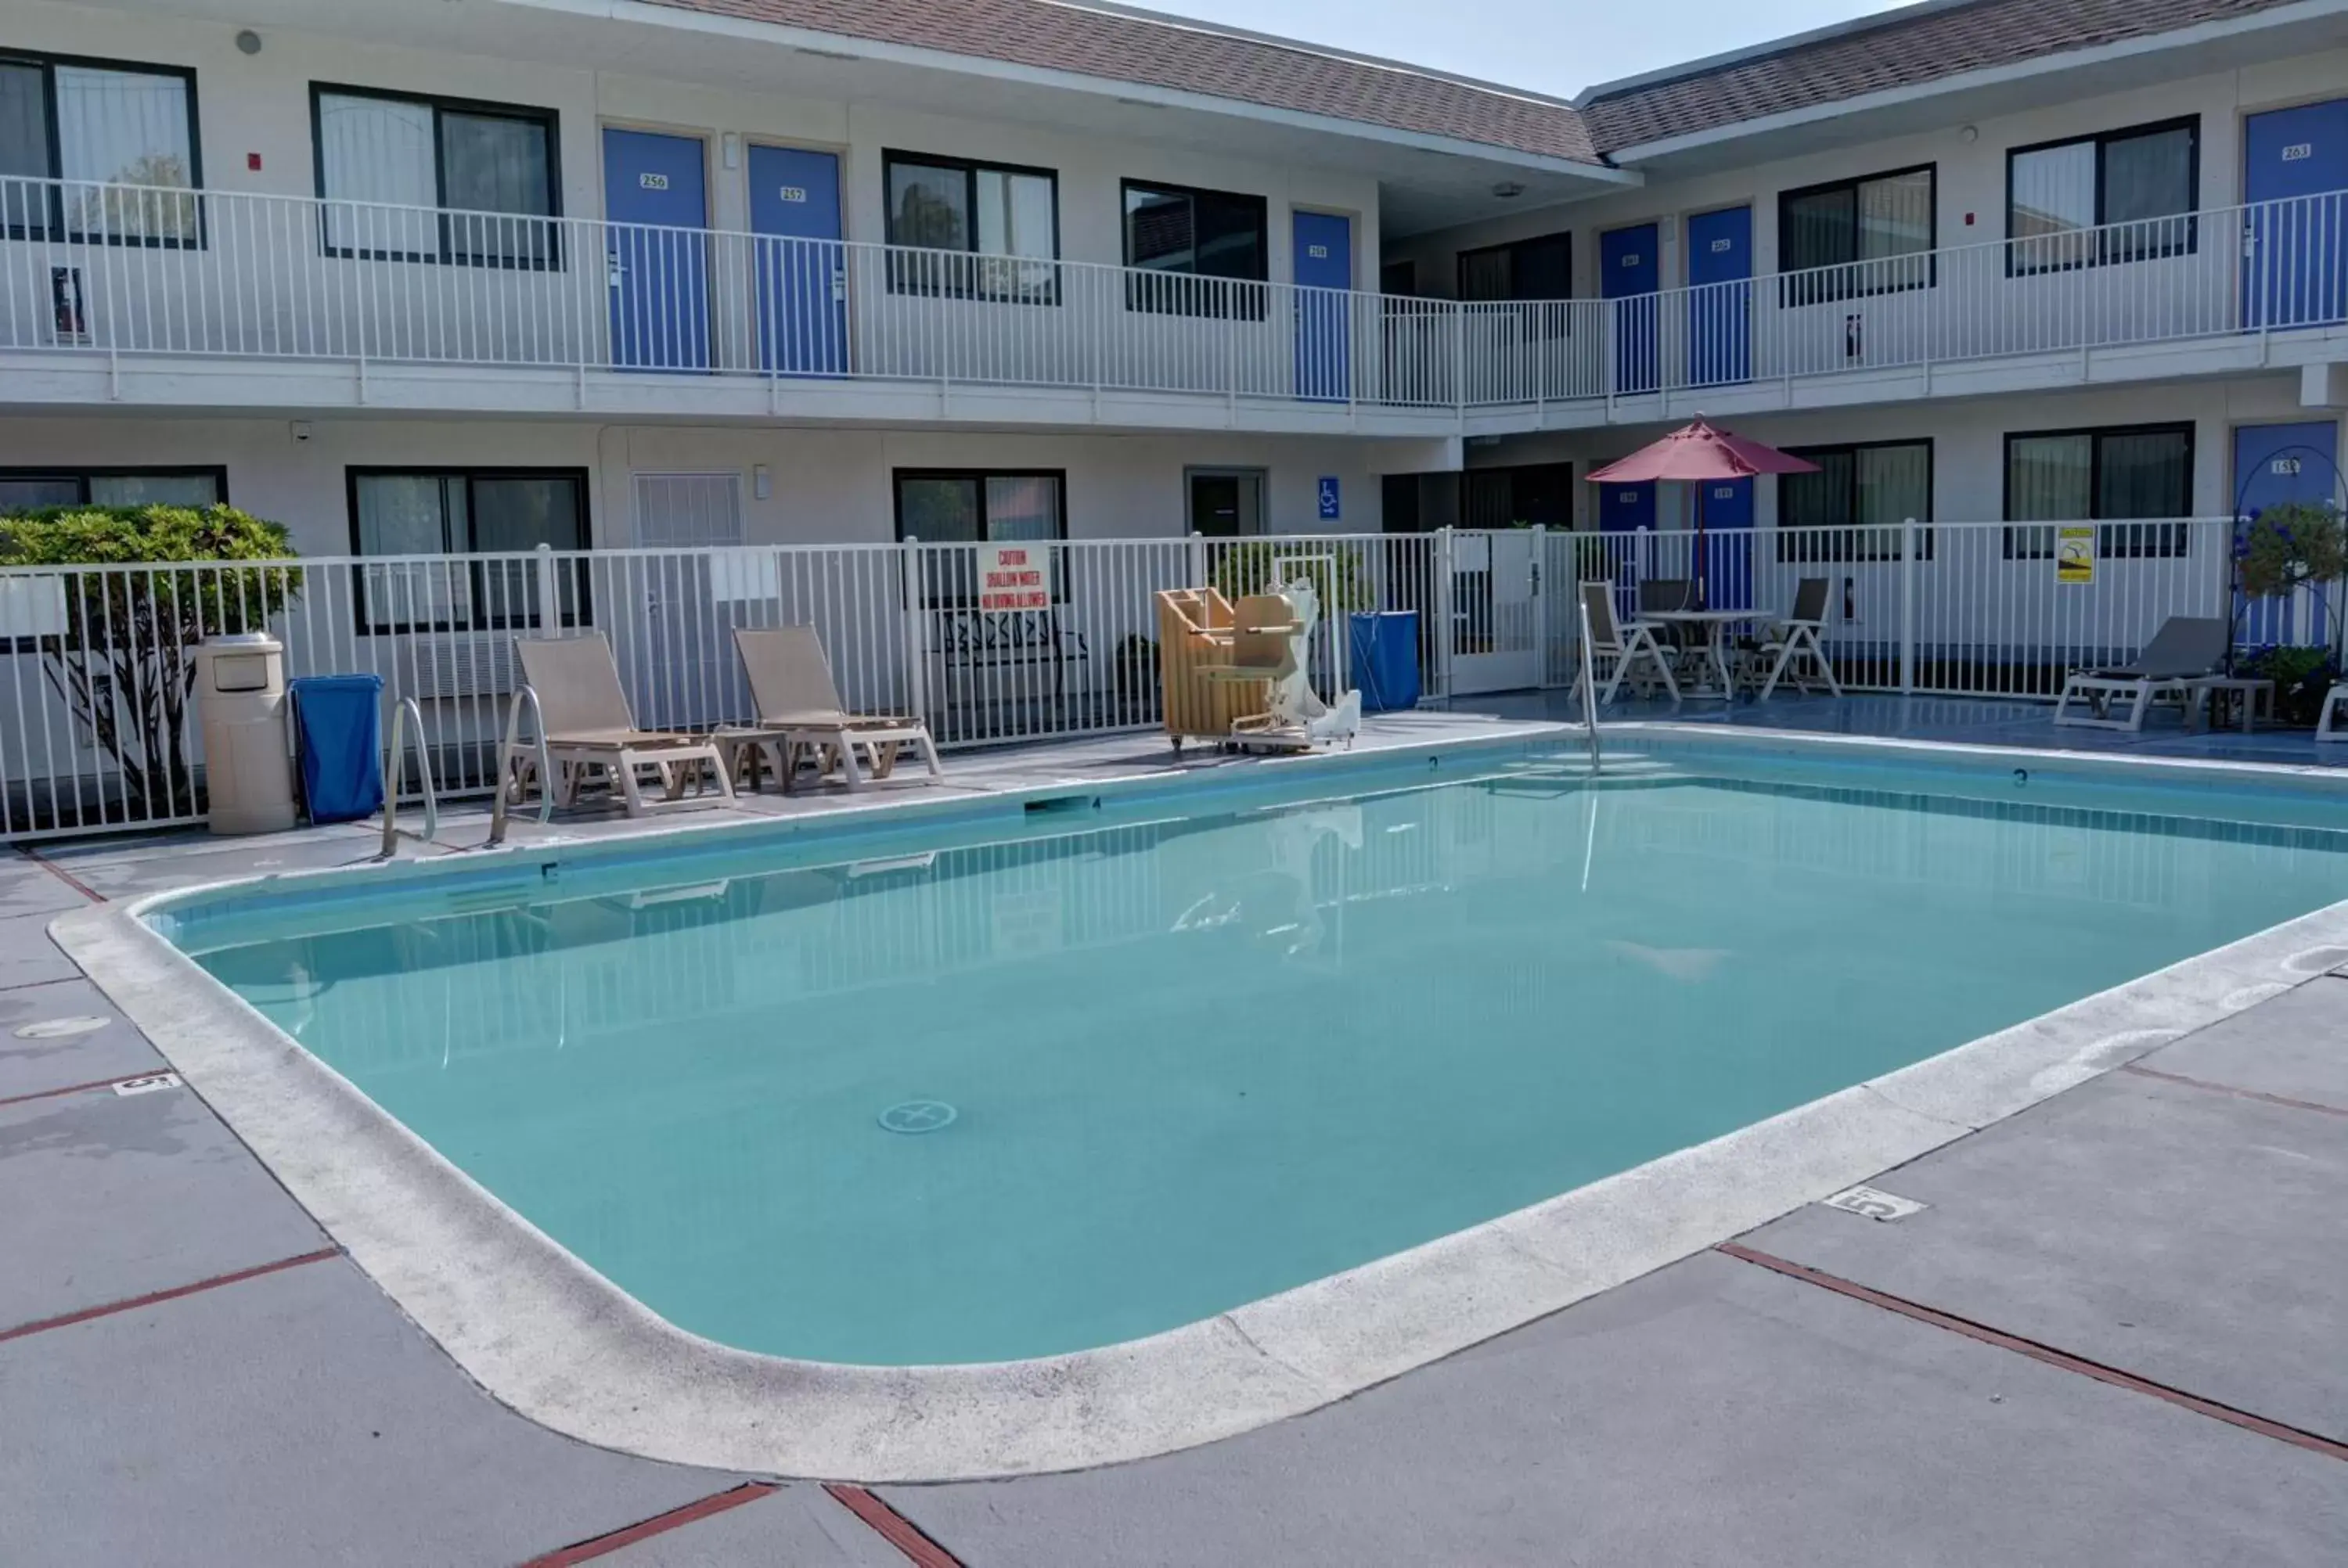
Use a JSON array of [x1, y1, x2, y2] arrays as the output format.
[[2055, 526, 2096, 586]]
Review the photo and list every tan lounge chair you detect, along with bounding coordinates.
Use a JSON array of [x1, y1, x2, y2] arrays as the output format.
[[499, 632, 732, 818], [734, 624, 942, 793]]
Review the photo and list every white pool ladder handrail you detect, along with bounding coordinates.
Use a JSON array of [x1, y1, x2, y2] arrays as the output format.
[[487, 684, 554, 847], [379, 696, 439, 858], [1576, 596, 1602, 777]]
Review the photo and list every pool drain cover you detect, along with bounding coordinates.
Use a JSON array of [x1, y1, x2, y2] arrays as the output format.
[[878, 1100, 958, 1135]]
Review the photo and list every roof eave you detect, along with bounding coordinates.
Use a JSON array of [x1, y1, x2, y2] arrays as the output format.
[[1601, 0, 2348, 166]]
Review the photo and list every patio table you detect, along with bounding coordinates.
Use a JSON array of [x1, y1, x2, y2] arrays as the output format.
[[1640, 608, 1757, 701]]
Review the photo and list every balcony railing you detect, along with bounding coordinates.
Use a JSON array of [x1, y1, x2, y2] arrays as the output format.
[[2, 175, 2343, 415]]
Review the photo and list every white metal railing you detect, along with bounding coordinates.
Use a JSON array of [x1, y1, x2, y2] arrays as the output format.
[[1550, 517, 2250, 698], [0, 520, 2310, 840], [5, 176, 2343, 413]]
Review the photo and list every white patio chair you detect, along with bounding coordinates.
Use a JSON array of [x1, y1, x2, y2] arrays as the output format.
[[1744, 577, 1840, 700], [1579, 580, 1678, 705], [2052, 617, 2231, 732], [2317, 682, 2348, 743]]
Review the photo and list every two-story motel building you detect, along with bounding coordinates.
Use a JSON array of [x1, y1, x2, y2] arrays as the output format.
[[2, 0, 2347, 698]]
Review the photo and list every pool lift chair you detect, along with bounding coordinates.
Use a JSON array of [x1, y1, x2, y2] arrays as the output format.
[[1155, 567, 1361, 754]]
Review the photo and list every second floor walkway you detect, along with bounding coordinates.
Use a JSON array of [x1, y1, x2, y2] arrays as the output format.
[[5, 177, 2346, 434]]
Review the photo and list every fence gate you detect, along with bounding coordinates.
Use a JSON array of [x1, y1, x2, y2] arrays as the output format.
[[1449, 529, 1543, 693], [629, 473, 750, 729]]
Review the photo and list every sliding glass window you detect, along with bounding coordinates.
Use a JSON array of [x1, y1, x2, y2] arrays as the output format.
[[2004, 425, 2194, 559], [0, 467, 222, 514], [1777, 441, 1934, 561], [895, 469, 1065, 606], [312, 85, 559, 268], [2008, 119, 2197, 273], [1122, 180, 1268, 319], [1778, 166, 1934, 305], [0, 51, 200, 244], [1457, 231, 1573, 337], [348, 467, 586, 632], [884, 152, 1059, 304]]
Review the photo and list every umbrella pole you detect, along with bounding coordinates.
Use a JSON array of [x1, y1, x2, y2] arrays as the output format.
[[1694, 483, 1708, 609]]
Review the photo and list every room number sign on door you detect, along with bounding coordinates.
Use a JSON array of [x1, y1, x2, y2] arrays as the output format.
[[639, 171, 670, 189], [779, 186, 808, 203], [2282, 143, 2314, 162]]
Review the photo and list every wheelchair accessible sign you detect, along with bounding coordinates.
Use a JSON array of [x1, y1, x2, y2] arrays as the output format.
[[1317, 477, 1341, 521], [2055, 526, 2095, 586]]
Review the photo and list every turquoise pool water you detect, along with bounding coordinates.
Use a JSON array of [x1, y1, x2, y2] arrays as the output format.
[[168, 750, 2348, 1365]]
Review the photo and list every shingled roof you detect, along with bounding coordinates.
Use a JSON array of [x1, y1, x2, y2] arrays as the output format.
[[633, 0, 2314, 170], [641, 0, 1601, 164], [1582, 0, 2308, 152]]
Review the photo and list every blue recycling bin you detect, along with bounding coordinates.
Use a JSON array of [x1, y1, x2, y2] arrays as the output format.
[[289, 674, 384, 824], [1349, 611, 1421, 714]]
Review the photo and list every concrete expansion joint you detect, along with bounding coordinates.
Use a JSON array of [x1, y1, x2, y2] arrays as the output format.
[[1857, 1081, 1979, 1134], [1214, 1312, 1335, 1396]]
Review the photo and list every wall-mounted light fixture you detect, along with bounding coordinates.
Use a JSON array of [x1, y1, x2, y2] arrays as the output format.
[[752, 464, 772, 500], [235, 29, 262, 55]]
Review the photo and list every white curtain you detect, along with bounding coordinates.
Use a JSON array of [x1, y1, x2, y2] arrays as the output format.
[[977, 169, 1056, 298], [56, 67, 194, 241], [355, 474, 468, 626], [317, 93, 438, 257], [88, 473, 220, 507], [985, 476, 1061, 541]]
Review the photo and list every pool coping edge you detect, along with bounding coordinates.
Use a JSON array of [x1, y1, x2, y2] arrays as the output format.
[[46, 742, 2348, 1481]]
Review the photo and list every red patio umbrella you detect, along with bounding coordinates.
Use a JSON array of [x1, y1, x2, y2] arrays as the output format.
[[1586, 419, 1819, 607]]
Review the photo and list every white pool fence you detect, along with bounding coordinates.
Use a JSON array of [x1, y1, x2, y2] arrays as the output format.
[[0, 516, 2300, 838]]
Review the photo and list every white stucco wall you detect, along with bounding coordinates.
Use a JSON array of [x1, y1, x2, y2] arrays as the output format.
[[1394, 52, 2348, 300], [1468, 376, 2339, 530], [0, 415, 1446, 550], [10, 0, 1381, 285]]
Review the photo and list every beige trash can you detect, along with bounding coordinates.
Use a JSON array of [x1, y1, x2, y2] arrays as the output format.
[[194, 632, 297, 835]]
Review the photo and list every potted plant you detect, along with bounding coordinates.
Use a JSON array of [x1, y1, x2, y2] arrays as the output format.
[[2235, 502, 2347, 725]]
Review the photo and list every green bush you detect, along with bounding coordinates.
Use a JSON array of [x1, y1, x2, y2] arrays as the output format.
[[0, 505, 301, 817], [1207, 539, 1371, 615]]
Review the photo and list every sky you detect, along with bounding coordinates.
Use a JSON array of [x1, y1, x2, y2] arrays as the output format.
[[1133, 0, 1913, 98]]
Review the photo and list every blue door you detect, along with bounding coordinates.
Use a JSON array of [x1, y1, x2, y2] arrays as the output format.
[[1293, 210, 1353, 401], [1601, 224, 1660, 395], [2234, 420, 2343, 646], [603, 129, 710, 371], [2243, 100, 2348, 331], [749, 145, 846, 376], [1686, 207, 1751, 387], [1598, 480, 1656, 620], [1697, 477, 1754, 610]]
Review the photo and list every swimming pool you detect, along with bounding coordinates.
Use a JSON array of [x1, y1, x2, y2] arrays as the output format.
[[155, 743, 2348, 1368]]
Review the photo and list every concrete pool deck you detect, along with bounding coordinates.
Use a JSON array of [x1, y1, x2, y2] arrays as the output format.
[[5, 701, 2348, 1562]]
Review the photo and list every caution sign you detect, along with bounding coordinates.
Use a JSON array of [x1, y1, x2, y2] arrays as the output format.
[[2055, 526, 2096, 586], [978, 544, 1050, 611]]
